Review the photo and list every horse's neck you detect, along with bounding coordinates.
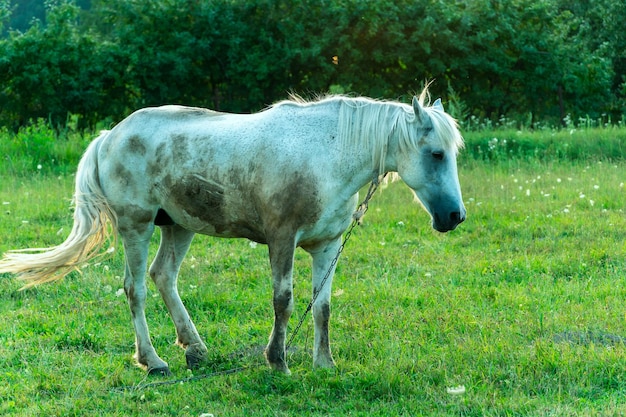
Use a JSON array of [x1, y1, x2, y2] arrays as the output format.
[[335, 136, 393, 199], [335, 100, 403, 188]]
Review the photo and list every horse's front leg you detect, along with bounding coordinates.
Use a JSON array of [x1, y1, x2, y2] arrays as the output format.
[[265, 237, 296, 374], [307, 237, 341, 369]]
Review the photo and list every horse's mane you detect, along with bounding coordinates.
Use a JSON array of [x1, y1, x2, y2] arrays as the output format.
[[273, 88, 464, 176]]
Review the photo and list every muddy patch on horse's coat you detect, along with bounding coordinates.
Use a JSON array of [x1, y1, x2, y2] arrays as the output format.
[[113, 163, 132, 187], [126, 135, 147, 155]]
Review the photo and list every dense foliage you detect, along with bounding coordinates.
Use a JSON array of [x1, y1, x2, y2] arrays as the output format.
[[0, 0, 624, 128]]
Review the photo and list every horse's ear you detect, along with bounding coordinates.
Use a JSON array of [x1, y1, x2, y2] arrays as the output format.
[[433, 98, 444, 112], [412, 96, 427, 122]]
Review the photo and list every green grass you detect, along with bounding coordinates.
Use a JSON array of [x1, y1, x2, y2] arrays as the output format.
[[0, 126, 625, 415], [463, 126, 626, 162], [0, 120, 92, 177]]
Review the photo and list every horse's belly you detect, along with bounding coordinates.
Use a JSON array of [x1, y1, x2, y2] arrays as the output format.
[[161, 199, 352, 248], [157, 195, 257, 241], [163, 209, 266, 242], [156, 173, 266, 241], [156, 168, 353, 247]]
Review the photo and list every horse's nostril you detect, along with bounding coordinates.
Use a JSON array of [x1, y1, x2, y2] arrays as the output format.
[[451, 211, 465, 224]]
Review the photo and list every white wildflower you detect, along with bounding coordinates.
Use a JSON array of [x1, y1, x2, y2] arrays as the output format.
[[446, 385, 466, 395]]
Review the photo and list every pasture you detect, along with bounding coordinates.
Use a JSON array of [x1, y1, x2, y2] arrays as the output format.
[[0, 126, 625, 416]]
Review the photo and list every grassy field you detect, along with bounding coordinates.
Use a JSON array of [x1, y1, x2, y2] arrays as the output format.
[[0, 125, 625, 416]]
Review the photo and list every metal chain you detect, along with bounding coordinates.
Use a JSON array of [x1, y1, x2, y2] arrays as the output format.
[[286, 173, 387, 350], [111, 366, 253, 393]]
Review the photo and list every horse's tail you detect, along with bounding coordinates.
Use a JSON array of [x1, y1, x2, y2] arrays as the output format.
[[0, 131, 117, 288]]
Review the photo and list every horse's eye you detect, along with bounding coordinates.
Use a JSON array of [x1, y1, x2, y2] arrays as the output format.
[[432, 151, 444, 161]]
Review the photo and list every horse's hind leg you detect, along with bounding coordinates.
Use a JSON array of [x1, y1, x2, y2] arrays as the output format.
[[149, 224, 208, 369], [120, 220, 171, 375]]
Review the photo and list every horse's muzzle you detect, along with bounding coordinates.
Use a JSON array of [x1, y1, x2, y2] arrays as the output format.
[[433, 208, 466, 232]]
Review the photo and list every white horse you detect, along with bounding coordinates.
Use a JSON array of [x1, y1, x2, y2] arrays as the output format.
[[0, 88, 465, 375]]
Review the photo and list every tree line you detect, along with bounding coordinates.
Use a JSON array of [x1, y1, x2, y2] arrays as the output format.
[[0, 0, 624, 129]]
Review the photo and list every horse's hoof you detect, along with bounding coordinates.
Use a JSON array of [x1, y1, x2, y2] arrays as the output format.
[[313, 352, 336, 369], [313, 359, 337, 369], [147, 366, 172, 377], [264, 347, 291, 375], [185, 344, 208, 370], [272, 365, 292, 375], [267, 361, 291, 375]]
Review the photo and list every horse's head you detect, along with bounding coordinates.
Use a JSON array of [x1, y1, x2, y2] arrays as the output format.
[[395, 97, 466, 232]]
